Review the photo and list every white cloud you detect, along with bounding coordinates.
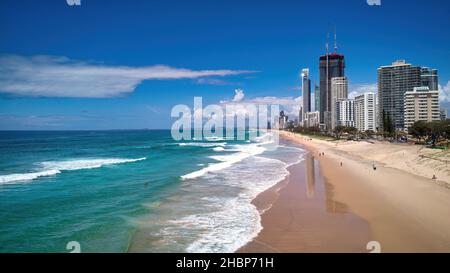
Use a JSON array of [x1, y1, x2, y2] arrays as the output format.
[[348, 83, 377, 99], [246, 96, 302, 107], [220, 89, 302, 119], [195, 78, 234, 86], [439, 81, 450, 103], [232, 89, 245, 102], [0, 55, 254, 98]]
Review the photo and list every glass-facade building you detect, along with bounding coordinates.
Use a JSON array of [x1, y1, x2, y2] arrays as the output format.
[[421, 67, 439, 91], [302, 68, 311, 113], [314, 84, 320, 113], [378, 60, 438, 131], [319, 53, 345, 128]]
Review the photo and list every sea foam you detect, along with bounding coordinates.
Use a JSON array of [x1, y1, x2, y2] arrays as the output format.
[[169, 156, 292, 253], [0, 157, 146, 184], [0, 170, 61, 184], [39, 158, 146, 171], [180, 131, 276, 181], [180, 144, 266, 180], [175, 133, 306, 252]]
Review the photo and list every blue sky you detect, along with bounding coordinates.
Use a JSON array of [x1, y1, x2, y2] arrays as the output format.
[[0, 0, 449, 129]]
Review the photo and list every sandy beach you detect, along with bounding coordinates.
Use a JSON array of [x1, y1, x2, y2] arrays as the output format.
[[240, 131, 450, 253]]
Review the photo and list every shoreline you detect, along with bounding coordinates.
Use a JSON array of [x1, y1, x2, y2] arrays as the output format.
[[240, 131, 450, 253]]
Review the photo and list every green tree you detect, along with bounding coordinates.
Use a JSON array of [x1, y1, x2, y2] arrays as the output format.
[[409, 121, 428, 143], [334, 126, 346, 140], [428, 120, 450, 146]]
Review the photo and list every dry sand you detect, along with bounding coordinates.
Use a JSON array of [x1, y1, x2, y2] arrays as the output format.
[[240, 131, 450, 253], [292, 132, 450, 185]]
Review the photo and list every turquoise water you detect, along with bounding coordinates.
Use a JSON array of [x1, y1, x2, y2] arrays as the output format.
[[0, 130, 305, 253]]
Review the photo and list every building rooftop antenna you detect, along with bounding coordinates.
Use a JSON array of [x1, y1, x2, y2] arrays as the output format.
[[334, 26, 337, 53]]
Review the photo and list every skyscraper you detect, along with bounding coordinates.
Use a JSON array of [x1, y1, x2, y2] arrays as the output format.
[[314, 84, 320, 113], [302, 68, 311, 114], [319, 47, 345, 129], [330, 77, 348, 129], [378, 60, 438, 131], [378, 60, 422, 131], [299, 107, 303, 125], [355, 92, 377, 132]]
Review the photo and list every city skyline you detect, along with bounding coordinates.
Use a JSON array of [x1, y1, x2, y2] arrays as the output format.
[[0, 0, 449, 130]]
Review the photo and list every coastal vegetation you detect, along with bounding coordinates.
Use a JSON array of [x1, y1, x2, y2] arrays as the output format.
[[285, 119, 450, 149], [409, 120, 450, 148]]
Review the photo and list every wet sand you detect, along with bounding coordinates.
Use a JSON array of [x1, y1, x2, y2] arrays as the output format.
[[240, 133, 450, 253], [239, 152, 371, 253]]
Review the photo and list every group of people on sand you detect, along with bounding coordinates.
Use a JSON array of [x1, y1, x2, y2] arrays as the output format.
[[315, 149, 440, 181], [318, 150, 378, 171]]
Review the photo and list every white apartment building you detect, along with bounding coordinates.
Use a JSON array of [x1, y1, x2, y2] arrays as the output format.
[[331, 77, 348, 130], [336, 99, 355, 128], [355, 92, 377, 132], [404, 86, 440, 132]]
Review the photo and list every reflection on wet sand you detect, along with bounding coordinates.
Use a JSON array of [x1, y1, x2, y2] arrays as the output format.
[[305, 153, 348, 213], [240, 142, 372, 253], [305, 153, 315, 199]]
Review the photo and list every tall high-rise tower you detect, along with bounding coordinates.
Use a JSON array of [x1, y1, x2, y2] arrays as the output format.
[[314, 84, 320, 113], [378, 60, 422, 131], [319, 30, 345, 129], [302, 68, 311, 114]]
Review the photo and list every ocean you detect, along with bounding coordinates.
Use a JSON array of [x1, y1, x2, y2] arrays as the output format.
[[0, 130, 305, 253]]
